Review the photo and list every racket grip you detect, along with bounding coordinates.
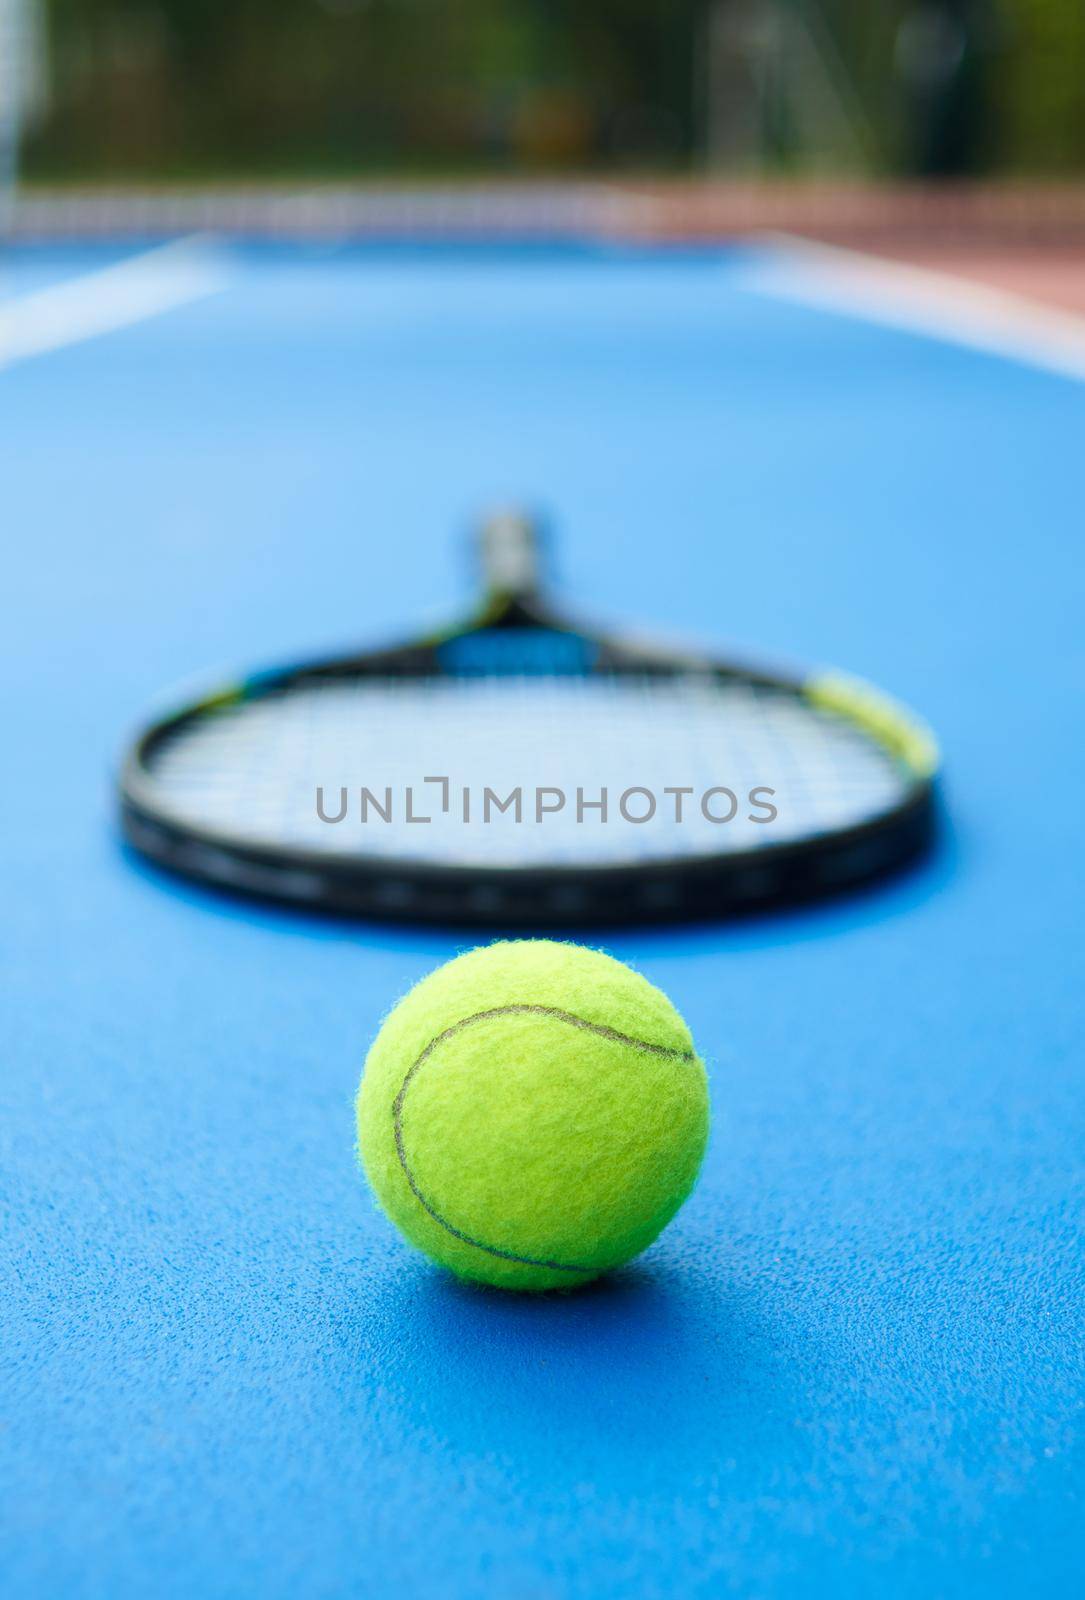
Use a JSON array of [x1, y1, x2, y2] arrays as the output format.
[[478, 508, 543, 599]]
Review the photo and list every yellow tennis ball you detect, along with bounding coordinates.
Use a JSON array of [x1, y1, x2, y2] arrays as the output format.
[[356, 940, 709, 1291]]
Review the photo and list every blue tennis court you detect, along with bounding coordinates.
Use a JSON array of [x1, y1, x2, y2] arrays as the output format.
[[3, 236, 1083, 1597]]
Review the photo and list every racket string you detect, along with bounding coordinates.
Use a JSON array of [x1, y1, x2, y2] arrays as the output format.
[[147, 674, 908, 868]]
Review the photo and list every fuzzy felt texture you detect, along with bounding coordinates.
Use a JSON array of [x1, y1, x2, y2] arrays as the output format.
[[357, 941, 710, 1290]]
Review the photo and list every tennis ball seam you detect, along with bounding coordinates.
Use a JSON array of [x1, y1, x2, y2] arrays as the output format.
[[392, 1002, 698, 1275]]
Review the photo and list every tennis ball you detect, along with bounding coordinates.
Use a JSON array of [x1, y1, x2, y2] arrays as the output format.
[[356, 940, 709, 1291]]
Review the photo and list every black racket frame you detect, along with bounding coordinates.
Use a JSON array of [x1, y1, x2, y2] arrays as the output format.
[[119, 515, 938, 926]]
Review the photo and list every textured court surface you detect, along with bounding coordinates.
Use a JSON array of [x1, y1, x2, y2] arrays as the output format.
[[2, 242, 1084, 1598]]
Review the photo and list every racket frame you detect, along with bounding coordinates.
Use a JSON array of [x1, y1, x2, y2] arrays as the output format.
[[119, 516, 938, 925]]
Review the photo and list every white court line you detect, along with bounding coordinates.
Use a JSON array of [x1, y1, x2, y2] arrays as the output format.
[[744, 232, 1085, 385], [0, 236, 231, 369]]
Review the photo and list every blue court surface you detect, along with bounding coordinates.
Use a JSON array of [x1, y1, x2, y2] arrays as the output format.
[[3, 240, 1083, 1598]]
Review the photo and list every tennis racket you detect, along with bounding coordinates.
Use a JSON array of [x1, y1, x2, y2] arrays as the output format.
[[119, 511, 939, 925]]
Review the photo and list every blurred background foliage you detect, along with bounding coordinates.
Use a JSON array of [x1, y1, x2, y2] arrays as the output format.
[[19, 0, 1085, 181]]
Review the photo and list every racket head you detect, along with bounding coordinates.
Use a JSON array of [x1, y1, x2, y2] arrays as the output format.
[[119, 514, 939, 926]]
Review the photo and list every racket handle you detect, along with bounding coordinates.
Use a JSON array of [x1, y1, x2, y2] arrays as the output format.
[[478, 508, 543, 599]]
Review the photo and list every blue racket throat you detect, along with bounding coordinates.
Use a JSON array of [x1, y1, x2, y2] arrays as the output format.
[[437, 629, 599, 678]]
